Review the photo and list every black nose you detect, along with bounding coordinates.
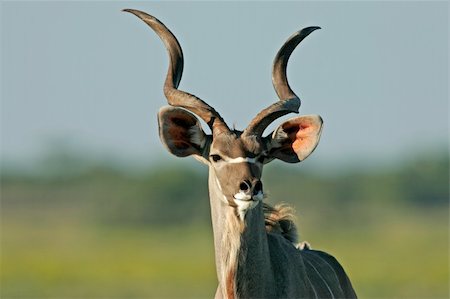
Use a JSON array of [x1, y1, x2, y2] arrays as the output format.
[[253, 180, 263, 195], [239, 180, 263, 196], [239, 180, 251, 193]]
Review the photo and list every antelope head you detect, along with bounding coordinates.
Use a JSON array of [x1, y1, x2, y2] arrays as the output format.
[[124, 9, 323, 220]]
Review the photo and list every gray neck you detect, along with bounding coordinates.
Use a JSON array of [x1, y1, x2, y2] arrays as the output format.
[[236, 205, 275, 298], [208, 168, 274, 298]]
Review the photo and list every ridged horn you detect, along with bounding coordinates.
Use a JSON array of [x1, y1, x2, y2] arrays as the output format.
[[123, 9, 229, 133], [243, 26, 320, 138]]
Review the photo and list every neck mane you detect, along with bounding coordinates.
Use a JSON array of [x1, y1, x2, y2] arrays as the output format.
[[208, 168, 298, 298]]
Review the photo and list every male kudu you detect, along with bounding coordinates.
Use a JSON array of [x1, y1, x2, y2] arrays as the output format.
[[124, 9, 357, 299]]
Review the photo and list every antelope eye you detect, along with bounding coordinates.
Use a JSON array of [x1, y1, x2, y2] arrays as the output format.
[[210, 154, 222, 162]]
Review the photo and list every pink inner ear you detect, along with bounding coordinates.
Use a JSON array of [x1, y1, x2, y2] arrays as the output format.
[[283, 118, 321, 158], [292, 131, 314, 153]]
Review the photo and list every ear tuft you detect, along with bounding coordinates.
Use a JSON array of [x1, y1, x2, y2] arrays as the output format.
[[268, 115, 323, 163], [158, 106, 208, 158]]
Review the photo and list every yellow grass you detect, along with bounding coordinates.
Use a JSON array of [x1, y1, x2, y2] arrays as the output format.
[[1, 205, 448, 298]]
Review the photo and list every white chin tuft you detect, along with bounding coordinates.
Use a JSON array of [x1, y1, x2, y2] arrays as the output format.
[[233, 192, 263, 220]]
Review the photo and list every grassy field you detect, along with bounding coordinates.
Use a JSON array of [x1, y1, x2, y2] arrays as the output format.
[[1, 154, 448, 298], [1, 204, 448, 298], [1, 208, 217, 298]]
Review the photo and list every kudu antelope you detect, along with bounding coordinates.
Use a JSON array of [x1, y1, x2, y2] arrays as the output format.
[[124, 9, 357, 299]]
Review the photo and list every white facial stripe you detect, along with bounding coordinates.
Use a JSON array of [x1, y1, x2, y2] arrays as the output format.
[[215, 177, 223, 191], [224, 157, 258, 164], [214, 177, 229, 204]]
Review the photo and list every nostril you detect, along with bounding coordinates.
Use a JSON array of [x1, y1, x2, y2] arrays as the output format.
[[253, 180, 263, 194], [239, 181, 251, 192]]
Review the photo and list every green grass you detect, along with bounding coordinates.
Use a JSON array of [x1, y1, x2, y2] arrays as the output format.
[[1, 205, 448, 299], [1, 209, 217, 298], [302, 207, 449, 298]]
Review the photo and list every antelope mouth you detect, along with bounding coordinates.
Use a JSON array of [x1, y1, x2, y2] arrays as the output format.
[[233, 192, 252, 201], [233, 191, 264, 202], [233, 193, 263, 220]]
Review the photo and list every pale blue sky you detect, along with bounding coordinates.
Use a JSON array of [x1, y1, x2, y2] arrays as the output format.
[[1, 1, 448, 170]]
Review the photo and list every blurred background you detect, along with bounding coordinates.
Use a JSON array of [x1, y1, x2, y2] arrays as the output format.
[[1, 1, 448, 298]]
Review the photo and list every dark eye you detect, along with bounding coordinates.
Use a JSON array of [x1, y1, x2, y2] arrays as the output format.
[[210, 154, 222, 162]]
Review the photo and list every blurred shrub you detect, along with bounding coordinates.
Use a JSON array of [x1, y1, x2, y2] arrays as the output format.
[[399, 154, 449, 206], [94, 165, 210, 226], [1, 148, 448, 227]]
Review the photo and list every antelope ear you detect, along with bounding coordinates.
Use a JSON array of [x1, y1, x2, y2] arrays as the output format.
[[267, 115, 323, 163], [158, 106, 209, 158]]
